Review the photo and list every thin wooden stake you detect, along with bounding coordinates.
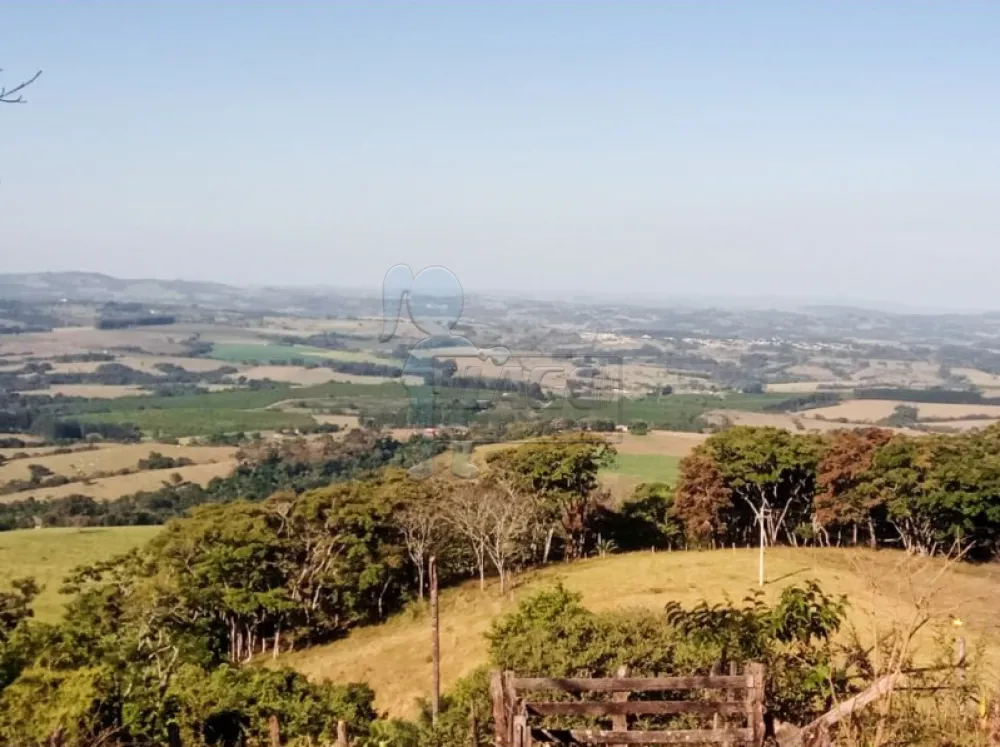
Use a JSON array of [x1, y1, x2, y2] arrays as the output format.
[[745, 663, 765, 747], [956, 635, 968, 715], [430, 555, 440, 726], [268, 715, 282, 747]]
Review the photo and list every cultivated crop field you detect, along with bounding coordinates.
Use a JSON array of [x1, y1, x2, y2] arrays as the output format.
[[0, 526, 160, 621], [20, 384, 152, 399], [0, 461, 237, 504], [0, 443, 235, 483], [806, 399, 1000, 423], [614, 431, 707, 456], [240, 365, 396, 386], [208, 343, 385, 365]]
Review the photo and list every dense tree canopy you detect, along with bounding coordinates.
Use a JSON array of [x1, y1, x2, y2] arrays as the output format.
[[673, 424, 1000, 559]]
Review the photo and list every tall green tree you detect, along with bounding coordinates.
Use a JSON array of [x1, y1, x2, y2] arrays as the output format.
[[485, 435, 615, 559]]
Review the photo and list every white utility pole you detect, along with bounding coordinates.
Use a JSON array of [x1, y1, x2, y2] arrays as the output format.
[[758, 508, 766, 587]]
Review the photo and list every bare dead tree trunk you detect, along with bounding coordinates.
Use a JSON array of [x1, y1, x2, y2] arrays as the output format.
[[430, 556, 440, 726]]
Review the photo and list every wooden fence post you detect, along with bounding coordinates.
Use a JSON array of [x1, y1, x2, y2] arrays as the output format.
[[490, 670, 508, 747], [503, 671, 519, 747], [710, 661, 722, 731], [745, 662, 766, 747], [268, 715, 282, 747], [610, 664, 630, 744]]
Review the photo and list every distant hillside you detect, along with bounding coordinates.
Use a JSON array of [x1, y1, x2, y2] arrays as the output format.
[[0, 271, 378, 316]]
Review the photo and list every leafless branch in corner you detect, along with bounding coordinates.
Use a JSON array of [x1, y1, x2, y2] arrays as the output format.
[[0, 69, 42, 104]]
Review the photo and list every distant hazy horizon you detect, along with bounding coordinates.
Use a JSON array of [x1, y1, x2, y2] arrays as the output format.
[[5, 4, 1000, 309], [5, 268, 994, 316]]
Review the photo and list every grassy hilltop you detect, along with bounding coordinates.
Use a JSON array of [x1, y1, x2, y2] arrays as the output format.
[[278, 547, 1000, 718]]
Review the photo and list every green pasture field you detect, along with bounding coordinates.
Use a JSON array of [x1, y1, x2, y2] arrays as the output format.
[[77, 409, 317, 438], [602, 453, 681, 484], [0, 526, 161, 622], [542, 392, 813, 431]]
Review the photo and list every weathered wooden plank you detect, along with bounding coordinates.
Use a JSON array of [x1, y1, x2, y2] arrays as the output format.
[[525, 701, 748, 717], [529, 728, 752, 744], [491, 671, 508, 747], [745, 664, 765, 747], [513, 715, 527, 747], [774, 672, 907, 747], [610, 665, 629, 745], [513, 676, 752, 693], [505, 672, 520, 747]]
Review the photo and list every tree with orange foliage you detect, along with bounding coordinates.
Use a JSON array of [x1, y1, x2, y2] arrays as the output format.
[[671, 448, 732, 547], [814, 428, 894, 547]]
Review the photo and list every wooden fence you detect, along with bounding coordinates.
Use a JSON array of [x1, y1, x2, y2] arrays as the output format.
[[490, 664, 767, 746]]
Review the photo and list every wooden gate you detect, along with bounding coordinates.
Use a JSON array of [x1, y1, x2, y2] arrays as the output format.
[[490, 664, 766, 746]]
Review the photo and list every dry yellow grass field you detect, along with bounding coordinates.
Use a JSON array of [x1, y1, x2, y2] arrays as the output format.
[[120, 355, 240, 373], [850, 360, 945, 388], [0, 327, 191, 357], [45, 355, 238, 375], [785, 364, 839, 380], [766, 381, 839, 393], [313, 414, 362, 428], [954, 367, 1000, 388], [806, 399, 1000, 422], [45, 360, 113, 374], [0, 444, 97, 460], [0, 444, 236, 483], [707, 411, 856, 433], [0, 460, 237, 503], [615, 430, 707, 456], [240, 365, 396, 386], [20, 384, 152, 399], [922, 418, 1000, 432], [279, 548, 1000, 719], [257, 316, 396, 339]]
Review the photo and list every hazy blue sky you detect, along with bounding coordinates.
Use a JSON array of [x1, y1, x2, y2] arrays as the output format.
[[4, 3, 1000, 308]]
